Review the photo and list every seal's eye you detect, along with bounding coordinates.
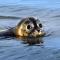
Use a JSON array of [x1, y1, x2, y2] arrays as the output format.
[[26, 24, 34, 31], [39, 24, 42, 28], [27, 25, 31, 29]]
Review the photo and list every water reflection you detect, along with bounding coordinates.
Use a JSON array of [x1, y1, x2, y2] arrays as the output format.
[[17, 36, 44, 45]]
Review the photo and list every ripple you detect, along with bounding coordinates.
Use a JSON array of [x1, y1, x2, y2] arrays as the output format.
[[0, 15, 20, 19]]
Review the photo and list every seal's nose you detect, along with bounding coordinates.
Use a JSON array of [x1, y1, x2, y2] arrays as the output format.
[[37, 29, 40, 32]]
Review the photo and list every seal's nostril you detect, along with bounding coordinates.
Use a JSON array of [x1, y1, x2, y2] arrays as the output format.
[[37, 30, 40, 32]]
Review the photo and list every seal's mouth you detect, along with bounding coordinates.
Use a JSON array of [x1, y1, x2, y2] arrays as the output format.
[[29, 29, 45, 37]]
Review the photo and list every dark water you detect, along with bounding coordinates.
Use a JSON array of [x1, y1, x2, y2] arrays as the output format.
[[0, 0, 60, 60]]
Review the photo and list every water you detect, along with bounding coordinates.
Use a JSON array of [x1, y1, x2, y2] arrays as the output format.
[[0, 0, 60, 60]]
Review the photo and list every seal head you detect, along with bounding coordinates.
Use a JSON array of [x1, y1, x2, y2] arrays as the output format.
[[16, 17, 45, 37]]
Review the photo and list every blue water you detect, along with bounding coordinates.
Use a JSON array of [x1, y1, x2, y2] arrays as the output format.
[[0, 0, 60, 8], [0, 0, 60, 60]]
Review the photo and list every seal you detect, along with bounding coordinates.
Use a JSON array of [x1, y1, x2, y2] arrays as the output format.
[[0, 17, 45, 44], [0, 17, 45, 37], [15, 17, 45, 37]]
